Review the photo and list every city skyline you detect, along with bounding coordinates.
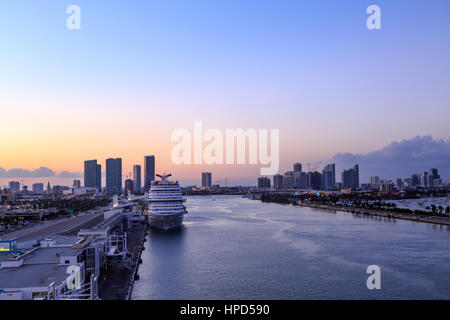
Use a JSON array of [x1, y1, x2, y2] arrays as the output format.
[[1, 134, 449, 187], [2, 1, 450, 186]]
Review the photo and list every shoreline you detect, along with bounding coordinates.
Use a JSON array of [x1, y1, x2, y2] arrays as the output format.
[[296, 202, 450, 227]]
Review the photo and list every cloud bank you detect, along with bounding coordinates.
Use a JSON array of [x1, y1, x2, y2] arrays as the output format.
[[0, 167, 82, 178], [330, 135, 450, 183]]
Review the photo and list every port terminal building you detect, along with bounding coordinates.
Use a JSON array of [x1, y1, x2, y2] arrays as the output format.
[[0, 202, 144, 300]]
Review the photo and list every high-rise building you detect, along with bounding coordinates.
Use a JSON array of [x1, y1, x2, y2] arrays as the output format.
[[84, 160, 101, 192], [202, 172, 212, 188], [96, 165, 102, 193], [341, 164, 359, 189], [370, 176, 380, 185], [293, 163, 302, 172], [429, 168, 441, 188], [427, 174, 434, 188], [420, 171, 429, 188], [307, 171, 323, 190], [257, 177, 271, 189], [32, 183, 44, 194], [8, 181, 20, 194], [294, 171, 306, 189], [429, 168, 440, 179], [144, 155, 155, 192], [396, 178, 403, 190], [125, 179, 134, 195], [106, 158, 122, 195], [322, 163, 335, 190], [282, 174, 294, 189], [411, 174, 420, 187], [306, 172, 312, 189], [273, 174, 283, 189], [133, 165, 142, 194]]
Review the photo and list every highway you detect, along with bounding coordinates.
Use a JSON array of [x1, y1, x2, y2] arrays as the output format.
[[0, 209, 108, 241]]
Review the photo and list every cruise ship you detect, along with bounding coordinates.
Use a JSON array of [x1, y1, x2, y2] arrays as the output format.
[[147, 174, 187, 230]]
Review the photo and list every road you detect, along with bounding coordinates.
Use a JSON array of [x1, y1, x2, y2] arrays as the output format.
[[0, 209, 107, 241]]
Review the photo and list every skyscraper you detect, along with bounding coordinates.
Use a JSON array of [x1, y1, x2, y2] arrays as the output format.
[[341, 164, 359, 189], [84, 160, 101, 192], [411, 174, 420, 187], [307, 171, 323, 190], [125, 179, 134, 195], [370, 176, 380, 185], [32, 183, 44, 194], [144, 155, 155, 192], [202, 172, 212, 188], [293, 163, 302, 172], [257, 177, 271, 189], [282, 174, 294, 189], [396, 178, 403, 190], [133, 165, 142, 194], [8, 181, 20, 194], [293, 171, 307, 189], [322, 163, 336, 190], [96, 164, 102, 193], [273, 174, 283, 189], [106, 158, 122, 195]]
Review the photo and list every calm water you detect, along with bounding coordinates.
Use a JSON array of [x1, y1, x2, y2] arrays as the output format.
[[131, 195, 450, 300]]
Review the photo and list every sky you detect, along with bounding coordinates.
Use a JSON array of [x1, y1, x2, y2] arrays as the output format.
[[1, 0, 450, 186]]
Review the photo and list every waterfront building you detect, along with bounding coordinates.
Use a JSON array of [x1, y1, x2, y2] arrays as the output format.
[[32, 183, 44, 194], [305, 172, 312, 189], [411, 174, 420, 187], [133, 165, 142, 194], [322, 163, 336, 190], [341, 164, 359, 189], [420, 171, 429, 188], [307, 171, 323, 190], [144, 155, 156, 192], [293, 163, 302, 172], [273, 174, 283, 189], [8, 181, 20, 194], [84, 160, 101, 192], [202, 172, 212, 188], [428, 168, 441, 188], [294, 171, 306, 189], [403, 178, 412, 188], [282, 174, 294, 189], [429, 168, 440, 179], [257, 177, 271, 189], [396, 178, 404, 190], [106, 158, 122, 195]]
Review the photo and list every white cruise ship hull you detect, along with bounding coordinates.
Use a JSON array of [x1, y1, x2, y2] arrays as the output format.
[[148, 212, 184, 230]]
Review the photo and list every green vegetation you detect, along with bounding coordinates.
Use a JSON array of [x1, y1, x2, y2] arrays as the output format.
[[260, 192, 450, 218]]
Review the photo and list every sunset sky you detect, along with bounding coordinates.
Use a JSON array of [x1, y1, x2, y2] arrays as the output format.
[[1, 0, 450, 185]]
